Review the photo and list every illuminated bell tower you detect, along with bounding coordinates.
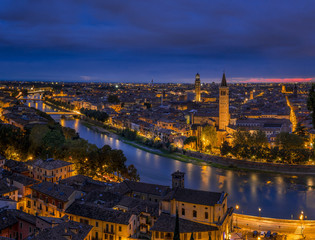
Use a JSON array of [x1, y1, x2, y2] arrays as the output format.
[[219, 73, 230, 130], [195, 73, 201, 102]]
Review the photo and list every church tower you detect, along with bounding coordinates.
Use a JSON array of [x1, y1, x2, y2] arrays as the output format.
[[219, 73, 230, 130], [195, 73, 201, 102], [172, 171, 185, 188]]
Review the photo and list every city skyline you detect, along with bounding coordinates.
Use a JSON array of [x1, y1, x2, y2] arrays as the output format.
[[0, 1, 315, 83]]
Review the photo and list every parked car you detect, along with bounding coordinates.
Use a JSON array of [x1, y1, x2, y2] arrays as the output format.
[[260, 231, 266, 237], [253, 231, 258, 237], [272, 232, 278, 239], [266, 231, 271, 238]]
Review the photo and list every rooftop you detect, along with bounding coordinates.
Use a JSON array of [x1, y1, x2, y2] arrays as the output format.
[[32, 220, 92, 240], [27, 158, 73, 170], [66, 201, 132, 225], [115, 180, 170, 197], [163, 187, 225, 206], [150, 213, 218, 233], [31, 182, 78, 202]]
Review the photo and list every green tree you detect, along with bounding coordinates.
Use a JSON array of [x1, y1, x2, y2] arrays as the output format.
[[28, 125, 51, 155], [62, 127, 79, 140], [173, 209, 180, 240], [107, 95, 120, 104], [184, 136, 198, 150], [200, 125, 217, 152], [220, 141, 231, 156], [307, 83, 315, 128], [252, 130, 268, 147], [124, 164, 140, 181], [294, 122, 308, 142], [190, 233, 194, 240], [233, 130, 251, 146], [42, 129, 65, 158], [275, 132, 304, 149], [233, 130, 267, 147]]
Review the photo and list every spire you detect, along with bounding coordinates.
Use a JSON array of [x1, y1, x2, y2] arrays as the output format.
[[221, 72, 227, 87]]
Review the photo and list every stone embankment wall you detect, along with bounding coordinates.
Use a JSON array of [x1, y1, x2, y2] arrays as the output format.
[[185, 151, 315, 175]]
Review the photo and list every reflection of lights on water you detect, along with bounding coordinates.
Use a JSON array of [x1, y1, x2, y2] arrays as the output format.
[[250, 173, 258, 199], [275, 176, 285, 199], [74, 119, 79, 131], [307, 178, 313, 190], [115, 139, 120, 148], [174, 160, 180, 170], [186, 163, 193, 183], [200, 165, 211, 189], [226, 171, 233, 194], [60, 118, 65, 127]]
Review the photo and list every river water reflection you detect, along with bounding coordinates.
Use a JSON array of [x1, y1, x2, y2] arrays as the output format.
[[26, 99, 315, 219]]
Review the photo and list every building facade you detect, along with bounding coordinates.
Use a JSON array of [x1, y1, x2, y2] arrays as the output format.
[[27, 158, 75, 183]]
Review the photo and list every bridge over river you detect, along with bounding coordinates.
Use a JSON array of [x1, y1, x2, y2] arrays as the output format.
[[45, 111, 81, 115]]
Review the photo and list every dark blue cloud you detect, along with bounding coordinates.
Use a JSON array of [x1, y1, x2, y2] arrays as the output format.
[[0, 0, 314, 82]]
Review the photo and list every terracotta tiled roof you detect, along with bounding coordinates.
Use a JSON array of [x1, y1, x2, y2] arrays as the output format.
[[32, 220, 92, 240], [150, 213, 218, 233], [66, 202, 132, 225], [163, 187, 224, 206], [31, 182, 77, 202]]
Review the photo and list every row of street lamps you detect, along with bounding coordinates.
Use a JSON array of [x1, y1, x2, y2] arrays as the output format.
[[235, 204, 305, 220], [234, 204, 306, 238]]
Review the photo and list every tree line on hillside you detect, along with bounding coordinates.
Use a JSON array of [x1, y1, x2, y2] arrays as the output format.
[[0, 110, 139, 181]]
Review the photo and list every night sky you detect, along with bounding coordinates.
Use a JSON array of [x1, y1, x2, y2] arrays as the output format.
[[0, 0, 315, 83]]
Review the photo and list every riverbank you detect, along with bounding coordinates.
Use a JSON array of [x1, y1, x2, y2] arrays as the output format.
[[42, 100, 315, 176], [79, 117, 315, 176], [80, 119, 207, 165]]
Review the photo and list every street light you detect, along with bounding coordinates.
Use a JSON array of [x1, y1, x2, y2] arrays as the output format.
[[300, 211, 304, 237], [258, 208, 261, 217], [235, 205, 240, 229]]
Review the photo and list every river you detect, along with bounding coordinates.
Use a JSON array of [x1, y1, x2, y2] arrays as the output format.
[[26, 98, 315, 219]]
